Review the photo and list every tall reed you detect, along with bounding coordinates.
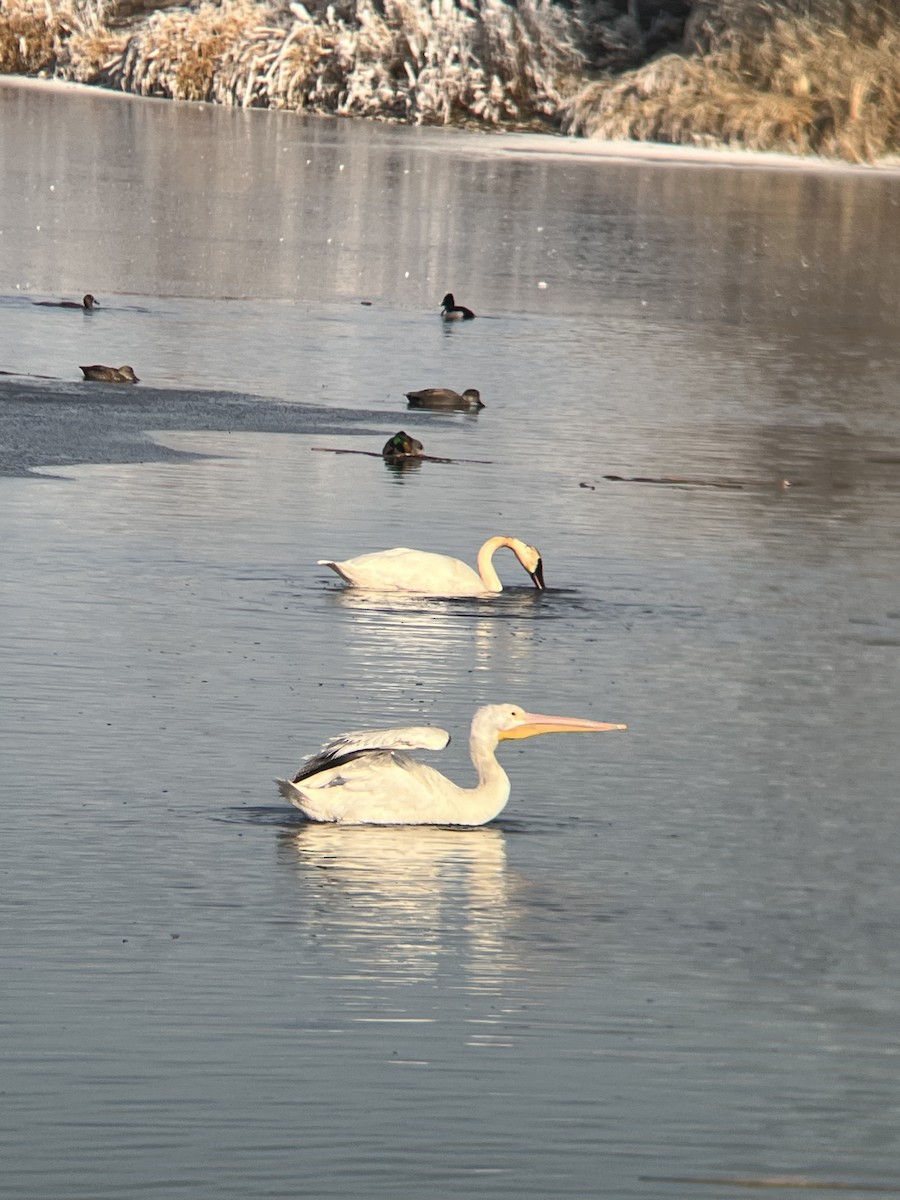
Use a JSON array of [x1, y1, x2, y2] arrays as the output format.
[[566, 0, 900, 160], [90, 0, 584, 127], [2, 0, 899, 158]]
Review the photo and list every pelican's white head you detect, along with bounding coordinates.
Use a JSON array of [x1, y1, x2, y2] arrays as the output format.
[[471, 703, 626, 748]]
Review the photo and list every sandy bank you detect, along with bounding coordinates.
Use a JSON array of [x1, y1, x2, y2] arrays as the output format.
[[3, 74, 899, 178]]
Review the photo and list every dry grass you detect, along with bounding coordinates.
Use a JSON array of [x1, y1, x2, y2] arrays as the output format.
[[115, 2, 264, 100], [0, 0, 64, 74], [71, 0, 583, 127], [566, 1, 900, 161], [0, 0, 125, 80], [2, 0, 899, 155]]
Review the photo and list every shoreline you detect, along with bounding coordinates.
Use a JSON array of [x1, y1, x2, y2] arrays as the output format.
[[4, 74, 900, 178]]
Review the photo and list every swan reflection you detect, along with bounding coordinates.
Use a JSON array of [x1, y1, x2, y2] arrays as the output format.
[[317, 586, 544, 709], [278, 823, 518, 990], [326, 586, 546, 617]]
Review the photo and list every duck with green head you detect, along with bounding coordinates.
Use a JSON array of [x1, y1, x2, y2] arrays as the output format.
[[382, 431, 425, 459]]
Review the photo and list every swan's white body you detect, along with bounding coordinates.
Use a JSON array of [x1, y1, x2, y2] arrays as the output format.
[[276, 703, 626, 826], [318, 536, 544, 596]]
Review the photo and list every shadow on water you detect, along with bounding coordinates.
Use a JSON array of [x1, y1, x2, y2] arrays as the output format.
[[223, 804, 569, 835], [0, 376, 411, 477], [319, 585, 547, 612], [313, 582, 706, 627]]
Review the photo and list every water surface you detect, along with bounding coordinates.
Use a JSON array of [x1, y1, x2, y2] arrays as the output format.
[[2, 83, 900, 1200]]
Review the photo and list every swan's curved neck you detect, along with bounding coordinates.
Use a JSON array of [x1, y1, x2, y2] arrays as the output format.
[[476, 536, 513, 592]]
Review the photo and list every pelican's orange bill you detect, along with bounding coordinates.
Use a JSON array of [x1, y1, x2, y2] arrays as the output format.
[[499, 712, 627, 740]]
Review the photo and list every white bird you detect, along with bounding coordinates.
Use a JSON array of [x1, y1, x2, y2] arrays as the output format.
[[318, 535, 545, 596], [276, 703, 627, 826]]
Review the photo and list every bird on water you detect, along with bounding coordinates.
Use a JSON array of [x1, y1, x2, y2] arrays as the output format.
[[441, 293, 475, 320], [318, 535, 544, 596], [406, 387, 484, 410], [79, 364, 139, 383], [382, 431, 425, 459], [277, 703, 627, 825], [35, 294, 99, 310]]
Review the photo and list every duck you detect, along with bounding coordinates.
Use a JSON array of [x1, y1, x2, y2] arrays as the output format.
[[382, 431, 425, 459], [319, 535, 545, 596], [441, 293, 476, 320], [406, 388, 484, 410], [35, 294, 99, 310], [79, 364, 139, 383]]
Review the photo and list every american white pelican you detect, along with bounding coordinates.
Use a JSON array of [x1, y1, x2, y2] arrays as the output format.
[[406, 387, 484, 410], [441, 293, 476, 320], [319, 535, 544, 596], [277, 703, 626, 825]]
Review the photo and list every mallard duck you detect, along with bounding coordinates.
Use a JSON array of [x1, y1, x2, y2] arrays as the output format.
[[406, 387, 483, 410], [440, 293, 475, 320], [79, 364, 139, 383], [382, 431, 425, 459], [35, 294, 98, 310]]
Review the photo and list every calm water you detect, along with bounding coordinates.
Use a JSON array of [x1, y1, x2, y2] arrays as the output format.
[[2, 81, 900, 1199]]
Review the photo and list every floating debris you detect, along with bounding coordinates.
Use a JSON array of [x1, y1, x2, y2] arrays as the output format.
[[311, 445, 491, 465], [639, 1174, 900, 1193], [602, 473, 797, 490]]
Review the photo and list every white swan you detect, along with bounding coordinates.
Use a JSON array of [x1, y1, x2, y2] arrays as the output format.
[[318, 535, 544, 596]]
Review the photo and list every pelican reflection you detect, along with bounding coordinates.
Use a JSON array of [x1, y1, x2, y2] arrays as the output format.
[[278, 823, 517, 987]]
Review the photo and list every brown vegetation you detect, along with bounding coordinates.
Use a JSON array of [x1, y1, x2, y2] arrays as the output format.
[[1, 0, 898, 159], [0, 0, 585, 127], [0, 0, 63, 74], [566, 1, 900, 161], [0, 0, 126, 80]]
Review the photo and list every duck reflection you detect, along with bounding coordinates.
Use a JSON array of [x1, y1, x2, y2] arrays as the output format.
[[278, 823, 517, 987], [382, 454, 424, 479]]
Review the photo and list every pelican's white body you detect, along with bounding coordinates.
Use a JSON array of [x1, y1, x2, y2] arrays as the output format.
[[318, 536, 543, 597], [276, 703, 626, 826]]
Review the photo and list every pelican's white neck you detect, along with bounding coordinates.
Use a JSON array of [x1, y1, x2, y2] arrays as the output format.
[[459, 718, 511, 824]]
